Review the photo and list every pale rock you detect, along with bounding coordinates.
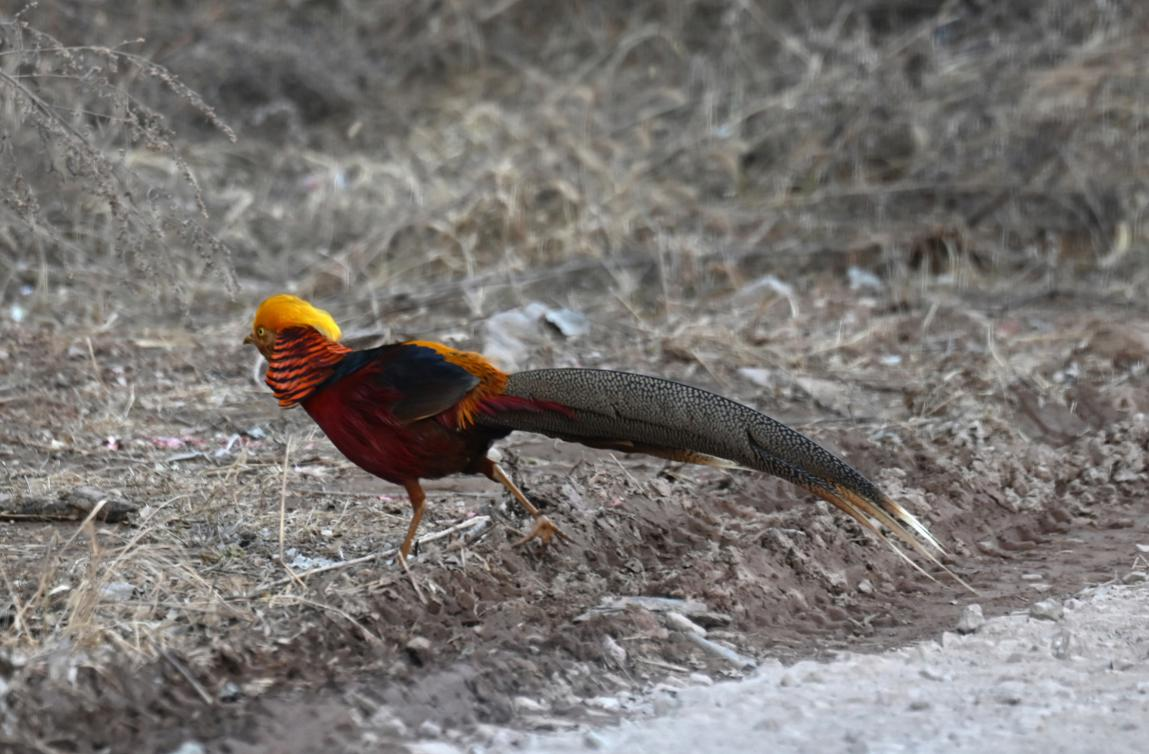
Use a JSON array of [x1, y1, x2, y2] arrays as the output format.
[[956, 604, 985, 634], [1030, 600, 1064, 622]]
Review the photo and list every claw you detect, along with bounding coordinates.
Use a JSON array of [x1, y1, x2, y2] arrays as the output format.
[[513, 515, 570, 548]]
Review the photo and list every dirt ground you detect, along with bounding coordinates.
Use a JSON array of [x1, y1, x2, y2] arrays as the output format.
[[3, 284, 1149, 753], [521, 581, 1149, 754], [3, 2, 1149, 753]]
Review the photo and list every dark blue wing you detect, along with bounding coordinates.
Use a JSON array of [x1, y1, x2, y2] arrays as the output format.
[[324, 343, 480, 423]]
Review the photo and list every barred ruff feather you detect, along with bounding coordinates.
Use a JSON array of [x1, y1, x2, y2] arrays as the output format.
[[265, 327, 351, 407]]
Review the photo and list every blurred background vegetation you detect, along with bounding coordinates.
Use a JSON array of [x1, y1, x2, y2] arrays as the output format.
[[1, 0, 1147, 329]]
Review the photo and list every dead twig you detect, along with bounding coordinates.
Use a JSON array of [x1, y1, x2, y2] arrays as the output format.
[[683, 632, 756, 670], [161, 650, 215, 706], [247, 515, 491, 594]]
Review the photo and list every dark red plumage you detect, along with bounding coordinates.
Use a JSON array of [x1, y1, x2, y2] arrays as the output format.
[[264, 327, 572, 559]]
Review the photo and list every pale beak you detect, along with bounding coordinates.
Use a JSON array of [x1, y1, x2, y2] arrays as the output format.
[[243, 334, 255, 346]]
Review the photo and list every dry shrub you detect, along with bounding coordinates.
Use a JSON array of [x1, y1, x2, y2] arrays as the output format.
[[5, 1, 1149, 326], [0, 6, 236, 320]]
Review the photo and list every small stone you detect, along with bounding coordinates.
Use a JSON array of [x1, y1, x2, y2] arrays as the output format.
[[779, 673, 799, 687], [100, 581, 135, 602], [856, 579, 874, 595], [1136, 544, 1149, 554], [824, 569, 848, 592], [920, 667, 949, 682], [406, 636, 433, 661], [240, 678, 274, 697], [417, 720, 443, 738], [583, 731, 605, 750], [513, 696, 548, 714], [406, 743, 462, 754], [996, 691, 1023, 706], [1030, 600, 1064, 622], [909, 699, 931, 711], [217, 681, 242, 702], [688, 672, 714, 686], [588, 696, 622, 712], [601, 635, 627, 667], [956, 604, 985, 634], [371, 709, 408, 737], [1020, 573, 1044, 582], [1122, 571, 1148, 584], [166, 744, 206, 754]]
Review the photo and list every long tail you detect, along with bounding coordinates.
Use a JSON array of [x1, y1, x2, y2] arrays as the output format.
[[481, 368, 970, 590]]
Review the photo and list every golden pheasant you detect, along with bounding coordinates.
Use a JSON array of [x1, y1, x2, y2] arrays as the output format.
[[246, 294, 954, 581]]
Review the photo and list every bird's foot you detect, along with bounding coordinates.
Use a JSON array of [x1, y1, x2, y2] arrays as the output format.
[[513, 515, 570, 548]]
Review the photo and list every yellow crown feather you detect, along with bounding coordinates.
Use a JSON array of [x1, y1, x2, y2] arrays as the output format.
[[251, 294, 342, 341]]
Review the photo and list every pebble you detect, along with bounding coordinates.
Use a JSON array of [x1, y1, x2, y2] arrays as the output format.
[[406, 742, 463, 754], [1029, 600, 1065, 622], [689, 673, 714, 686], [406, 636, 433, 656], [100, 582, 135, 602], [956, 604, 985, 634], [217, 681, 242, 702], [920, 667, 950, 682], [588, 696, 622, 712], [601, 635, 627, 667], [583, 731, 606, 750], [1122, 571, 1147, 584], [513, 696, 548, 714], [857, 579, 874, 595], [370, 707, 408, 737], [166, 744, 205, 754], [417, 720, 444, 738]]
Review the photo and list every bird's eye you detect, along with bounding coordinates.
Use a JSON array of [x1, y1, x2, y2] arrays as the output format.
[[256, 327, 266, 337]]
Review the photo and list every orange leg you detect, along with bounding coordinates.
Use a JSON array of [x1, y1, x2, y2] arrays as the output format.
[[399, 479, 426, 563], [482, 459, 570, 547]]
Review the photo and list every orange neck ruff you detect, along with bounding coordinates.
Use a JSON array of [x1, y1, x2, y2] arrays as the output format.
[[265, 327, 351, 407]]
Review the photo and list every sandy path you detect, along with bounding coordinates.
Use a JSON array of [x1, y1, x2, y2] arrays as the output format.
[[518, 583, 1149, 754]]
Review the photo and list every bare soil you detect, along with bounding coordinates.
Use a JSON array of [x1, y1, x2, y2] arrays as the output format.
[[521, 582, 1149, 753], [2, 285, 1147, 753], [3, 2, 1149, 752]]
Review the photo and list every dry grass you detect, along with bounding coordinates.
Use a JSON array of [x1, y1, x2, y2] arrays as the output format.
[[3, 0, 1149, 749], [4, 1, 1148, 330]]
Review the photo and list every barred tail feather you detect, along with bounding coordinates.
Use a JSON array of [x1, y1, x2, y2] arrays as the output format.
[[480, 368, 969, 591]]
